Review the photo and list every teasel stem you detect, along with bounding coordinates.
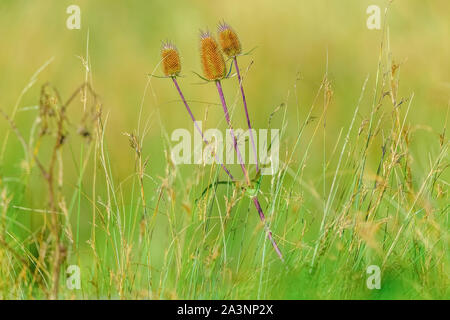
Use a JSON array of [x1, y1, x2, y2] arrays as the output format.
[[215, 80, 250, 184], [215, 79, 284, 261], [252, 196, 284, 261], [171, 76, 234, 181], [233, 57, 259, 173]]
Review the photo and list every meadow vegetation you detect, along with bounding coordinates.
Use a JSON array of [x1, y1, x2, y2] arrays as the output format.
[[0, 1, 448, 299]]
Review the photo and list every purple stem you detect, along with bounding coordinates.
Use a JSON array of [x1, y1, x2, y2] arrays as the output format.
[[252, 197, 284, 261], [216, 80, 284, 261], [215, 80, 249, 183], [233, 57, 259, 172], [172, 77, 234, 181]]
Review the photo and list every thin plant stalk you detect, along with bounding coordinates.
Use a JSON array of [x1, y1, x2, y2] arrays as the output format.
[[251, 196, 284, 260], [215, 80, 249, 184], [233, 57, 259, 172], [171, 76, 234, 181], [215, 79, 284, 261]]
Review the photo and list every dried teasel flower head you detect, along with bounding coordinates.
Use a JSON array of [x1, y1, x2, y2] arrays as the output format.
[[161, 41, 181, 77], [200, 31, 226, 80], [217, 22, 241, 58]]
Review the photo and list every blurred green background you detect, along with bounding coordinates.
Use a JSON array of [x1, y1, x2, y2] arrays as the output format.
[[0, 0, 448, 172], [0, 0, 448, 298], [1, 0, 448, 207]]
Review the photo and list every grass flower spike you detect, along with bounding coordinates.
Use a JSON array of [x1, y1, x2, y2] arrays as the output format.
[[200, 31, 226, 80], [218, 22, 241, 58], [161, 41, 181, 77]]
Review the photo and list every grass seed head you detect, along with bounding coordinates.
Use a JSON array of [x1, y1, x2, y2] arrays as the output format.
[[218, 22, 241, 58], [161, 41, 181, 77], [200, 31, 226, 80]]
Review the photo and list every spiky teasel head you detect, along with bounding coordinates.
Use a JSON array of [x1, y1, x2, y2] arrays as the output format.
[[217, 22, 241, 58], [200, 31, 226, 80], [161, 41, 181, 77]]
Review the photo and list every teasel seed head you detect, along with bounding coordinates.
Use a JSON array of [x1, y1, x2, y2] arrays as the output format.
[[200, 31, 226, 80], [161, 41, 181, 77], [218, 22, 241, 58]]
